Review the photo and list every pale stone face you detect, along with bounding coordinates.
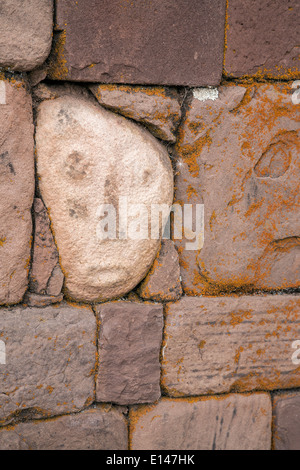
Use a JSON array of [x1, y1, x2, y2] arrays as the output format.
[[36, 95, 174, 302], [0, 0, 53, 72], [130, 394, 272, 450], [0, 79, 35, 305]]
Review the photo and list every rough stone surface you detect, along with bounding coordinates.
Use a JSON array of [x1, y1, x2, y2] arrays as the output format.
[[130, 394, 272, 450], [225, 0, 300, 79], [174, 83, 300, 295], [36, 95, 173, 303], [0, 303, 96, 425], [0, 0, 53, 72], [138, 240, 182, 302], [96, 302, 163, 405], [29, 198, 64, 296], [162, 295, 300, 397], [90, 85, 182, 143], [32, 82, 91, 103], [0, 78, 35, 305], [0, 407, 128, 450], [23, 292, 63, 308], [273, 392, 300, 450], [48, 0, 226, 86]]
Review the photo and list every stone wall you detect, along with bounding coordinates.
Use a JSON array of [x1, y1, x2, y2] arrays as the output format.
[[0, 0, 299, 450]]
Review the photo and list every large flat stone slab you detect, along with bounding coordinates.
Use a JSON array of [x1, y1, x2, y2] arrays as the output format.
[[96, 301, 163, 405], [36, 94, 173, 302], [0, 407, 128, 450], [0, 304, 96, 425], [273, 391, 300, 450], [130, 394, 272, 450], [225, 0, 300, 79], [162, 295, 300, 396], [0, 0, 53, 72], [174, 83, 300, 294], [0, 77, 35, 305], [48, 0, 226, 86]]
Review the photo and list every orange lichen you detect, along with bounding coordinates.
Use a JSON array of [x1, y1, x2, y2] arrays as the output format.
[[47, 30, 69, 80]]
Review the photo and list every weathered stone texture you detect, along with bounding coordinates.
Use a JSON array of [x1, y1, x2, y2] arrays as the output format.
[[49, 0, 226, 86], [273, 392, 300, 450], [162, 296, 300, 397], [90, 85, 182, 143], [225, 0, 300, 79], [0, 304, 96, 425], [36, 95, 173, 303], [174, 83, 300, 295], [138, 240, 182, 302], [130, 394, 272, 450], [0, 78, 35, 305], [0, 0, 53, 72], [0, 407, 128, 450], [23, 292, 64, 308], [96, 302, 163, 405], [29, 198, 64, 298]]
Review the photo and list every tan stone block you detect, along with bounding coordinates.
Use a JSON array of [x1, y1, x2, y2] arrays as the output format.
[[130, 394, 272, 450], [0, 407, 128, 450], [162, 295, 300, 396], [174, 83, 300, 294], [0, 78, 35, 305]]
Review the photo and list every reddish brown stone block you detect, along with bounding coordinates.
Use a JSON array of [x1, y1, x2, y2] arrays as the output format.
[[174, 83, 300, 295], [48, 0, 227, 86], [138, 240, 182, 302], [273, 391, 300, 450], [225, 0, 300, 79], [95, 301, 163, 405]]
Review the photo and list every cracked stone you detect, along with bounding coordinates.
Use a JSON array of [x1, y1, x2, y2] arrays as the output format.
[[29, 198, 64, 297], [130, 394, 272, 450], [35, 94, 173, 302], [90, 84, 182, 143], [0, 78, 35, 305], [174, 83, 300, 294], [161, 295, 300, 396], [0, 303, 96, 426], [225, 0, 300, 79], [23, 292, 63, 308], [138, 240, 182, 302], [95, 301, 164, 405], [0, 406, 128, 450], [48, 0, 226, 86], [0, 0, 53, 72]]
